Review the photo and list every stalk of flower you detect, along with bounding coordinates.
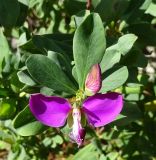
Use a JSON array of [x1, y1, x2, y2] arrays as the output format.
[[29, 64, 123, 147]]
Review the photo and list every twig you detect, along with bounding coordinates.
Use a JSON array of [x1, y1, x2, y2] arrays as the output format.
[[86, 0, 91, 10]]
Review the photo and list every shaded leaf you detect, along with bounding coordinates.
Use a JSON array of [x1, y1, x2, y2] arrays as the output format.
[[0, 0, 20, 27], [73, 143, 98, 160], [127, 23, 156, 46], [114, 102, 142, 126], [74, 10, 90, 27], [0, 29, 10, 74], [95, 0, 130, 22], [0, 99, 16, 120], [17, 70, 36, 86], [26, 54, 77, 94], [121, 48, 147, 68], [13, 106, 47, 136]]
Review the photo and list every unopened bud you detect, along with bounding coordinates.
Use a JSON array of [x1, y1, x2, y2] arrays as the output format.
[[85, 64, 101, 96]]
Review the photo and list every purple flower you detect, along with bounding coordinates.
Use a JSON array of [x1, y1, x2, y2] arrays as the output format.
[[29, 92, 123, 146], [29, 64, 123, 146]]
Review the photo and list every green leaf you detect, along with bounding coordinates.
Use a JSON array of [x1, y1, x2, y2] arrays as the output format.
[[73, 13, 106, 89], [117, 34, 138, 56], [100, 47, 121, 73], [0, 0, 20, 27], [0, 131, 15, 144], [99, 155, 106, 160], [125, 93, 144, 101], [26, 54, 77, 94], [0, 29, 10, 74], [52, 135, 63, 145], [10, 71, 24, 93], [40, 87, 54, 96], [0, 99, 16, 120], [47, 51, 74, 82], [140, 0, 152, 10], [13, 106, 47, 136], [8, 145, 30, 160], [124, 0, 151, 24], [118, 86, 142, 94], [18, 0, 29, 6], [0, 88, 9, 97], [19, 39, 46, 55], [32, 35, 64, 54], [145, 2, 156, 17], [74, 10, 90, 27], [60, 124, 71, 135], [17, 70, 36, 86], [16, 146, 29, 160], [100, 34, 137, 73], [121, 48, 147, 68], [16, 0, 29, 26], [64, 0, 86, 15], [95, 0, 130, 22], [114, 102, 142, 126], [125, 67, 139, 86], [72, 66, 78, 82], [92, 0, 101, 8], [106, 152, 118, 160], [21, 34, 74, 79], [32, 34, 73, 55], [127, 23, 156, 46], [100, 66, 128, 92], [73, 143, 98, 160]]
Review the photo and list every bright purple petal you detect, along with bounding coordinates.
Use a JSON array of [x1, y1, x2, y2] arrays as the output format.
[[82, 92, 123, 127], [29, 93, 71, 127]]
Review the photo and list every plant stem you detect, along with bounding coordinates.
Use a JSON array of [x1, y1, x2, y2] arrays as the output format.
[[86, 0, 91, 10]]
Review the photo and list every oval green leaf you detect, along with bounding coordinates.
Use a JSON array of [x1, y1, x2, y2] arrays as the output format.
[[73, 13, 106, 89], [100, 66, 128, 93], [26, 54, 77, 94]]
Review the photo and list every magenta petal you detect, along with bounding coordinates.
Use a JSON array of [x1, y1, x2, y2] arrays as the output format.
[[29, 94, 71, 127], [82, 93, 123, 127]]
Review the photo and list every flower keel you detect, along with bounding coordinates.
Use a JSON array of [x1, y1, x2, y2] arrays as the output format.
[[69, 108, 86, 147]]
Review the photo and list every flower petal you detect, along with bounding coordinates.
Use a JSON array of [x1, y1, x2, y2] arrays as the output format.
[[82, 92, 123, 127], [29, 94, 71, 127], [69, 108, 86, 147]]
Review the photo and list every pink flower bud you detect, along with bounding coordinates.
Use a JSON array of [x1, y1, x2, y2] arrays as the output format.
[[85, 64, 102, 96], [69, 108, 85, 147]]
